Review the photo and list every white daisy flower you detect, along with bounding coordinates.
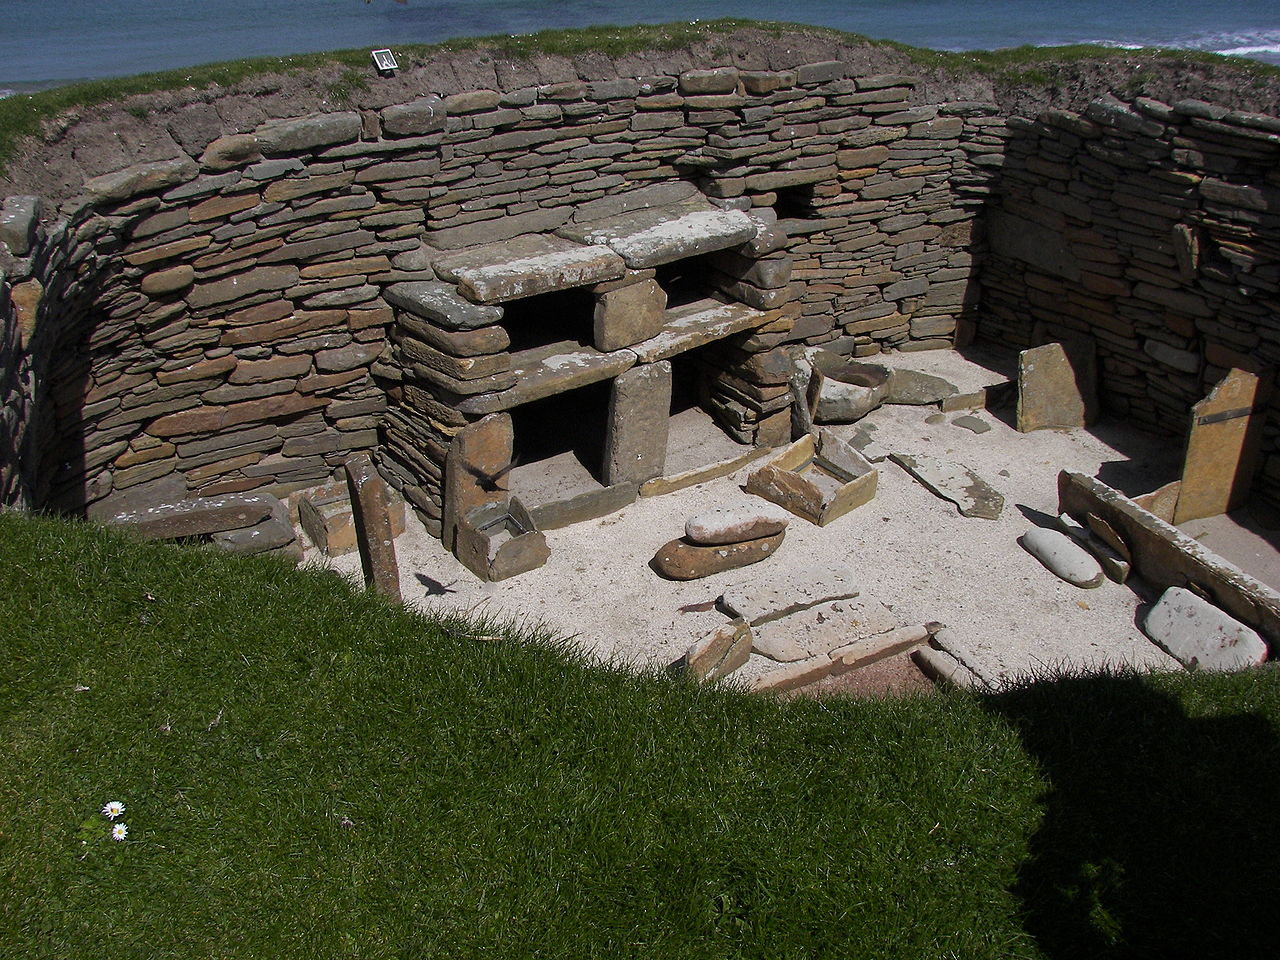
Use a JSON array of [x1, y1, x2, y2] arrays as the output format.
[[101, 800, 125, 820], [111, 823, 128, 842]]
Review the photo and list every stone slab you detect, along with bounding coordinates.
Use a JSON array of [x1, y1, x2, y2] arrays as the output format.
[[211, 498, 297, 556], [890, 452, 1003, 520], [1174, 367, 1272, 525], [455, 497, 549, 582], [0, 195, 40, 255], [1019, 526, 1106, 588], [435, 234, 625, 304], [444, 413, 513, 553], [1017, 341, 1096, 432], [638, 446, 770, 498], [886, 368, 959, 406], [628, 298, 774, 363], [1143, 586, 1268, 672], [345, 454, 401, 601], [605, 361, 671, 486], [529, 482, 638, 530], [685, 501, 791, 546], [558, 200, 757, 268], [670, 620, 752, 682], [651, 531, 785, 581], [463, 342, 636, 414], [1059, 470, 1280, 649], [751, 597, 898, 662], [718, 565, 859, 627], [594, 278, 667, 352], [384, 281, 504, 330], [107, 493, 276, 540]]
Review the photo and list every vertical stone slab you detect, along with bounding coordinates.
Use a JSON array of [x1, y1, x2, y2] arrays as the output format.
[[344, 455, 401, 602], [1016, 340, 1097, 432], [1174, 367, 1273, 524], [593, 278, 667, 352], [443, 413, 513, 551], [604, 361, 672, 485]]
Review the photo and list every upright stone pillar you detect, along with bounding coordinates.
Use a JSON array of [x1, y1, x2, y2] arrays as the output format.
[[604, 361, 672, 486], [443, 413, 513, 552], [344, 455, 401, 602]]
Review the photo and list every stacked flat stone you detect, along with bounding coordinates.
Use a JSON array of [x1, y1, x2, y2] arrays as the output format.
[[651, 502, 790, 580], [979, 95, 1280, 508], [0, 34, 1277, 531]]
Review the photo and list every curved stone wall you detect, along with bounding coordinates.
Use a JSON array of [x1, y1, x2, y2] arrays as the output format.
[[0, 30, 1277, 527]]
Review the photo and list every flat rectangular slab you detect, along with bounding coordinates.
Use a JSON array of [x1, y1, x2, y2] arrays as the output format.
[[457, 341, 637, 414], [434, 234, 624, 304], [557, 200, 758, 268], [630, 298, 775, 363], [384, 281, 504, 330]]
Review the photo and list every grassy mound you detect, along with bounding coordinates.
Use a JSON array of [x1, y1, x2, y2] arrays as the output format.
[[1, 510, 1278, 957]]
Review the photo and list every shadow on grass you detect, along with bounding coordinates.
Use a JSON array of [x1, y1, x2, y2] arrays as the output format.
[[984, 671, 1280, 958]]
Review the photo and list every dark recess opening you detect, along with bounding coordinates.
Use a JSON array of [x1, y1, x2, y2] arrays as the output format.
[[509, 379, 611, 483], [499, 287, 597, 354], [669, 344, 715, 418], [774, 184, 818, 221], [654, 254, 718, 310]]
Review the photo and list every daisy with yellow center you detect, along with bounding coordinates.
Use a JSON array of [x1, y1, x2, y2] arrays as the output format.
[[111, 823, 128, 842], [101, 800, 125, 820]]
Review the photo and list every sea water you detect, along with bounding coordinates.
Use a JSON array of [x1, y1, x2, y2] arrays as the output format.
[[1, 0, 1278, 96]]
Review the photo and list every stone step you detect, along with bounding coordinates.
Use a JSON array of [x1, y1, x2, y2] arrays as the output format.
[[434, 233, 625, 304]]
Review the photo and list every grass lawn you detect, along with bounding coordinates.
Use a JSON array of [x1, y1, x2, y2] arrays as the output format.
[[2, 511, 1278, 957]]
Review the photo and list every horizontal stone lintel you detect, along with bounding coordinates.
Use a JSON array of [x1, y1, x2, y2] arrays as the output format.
[[457, 342, 638, 414], [434, 234, 625, 304]]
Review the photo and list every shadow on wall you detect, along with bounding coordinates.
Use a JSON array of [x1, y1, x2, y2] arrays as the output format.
[[983, 671, 1280, 958]]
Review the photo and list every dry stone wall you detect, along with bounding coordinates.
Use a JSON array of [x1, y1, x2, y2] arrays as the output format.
[[0, 33, 1277, 526], [979, 96, 1280, 502], [0, 50, 987, 526]]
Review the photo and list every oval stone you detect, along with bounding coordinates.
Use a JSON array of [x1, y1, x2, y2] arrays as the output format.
[[1019, 526, 1105, 588], [652, 531, 785, 581], [685, 502, 791, 545]]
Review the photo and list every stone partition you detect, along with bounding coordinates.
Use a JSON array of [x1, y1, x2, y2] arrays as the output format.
[[1, 28, 1278, 535]]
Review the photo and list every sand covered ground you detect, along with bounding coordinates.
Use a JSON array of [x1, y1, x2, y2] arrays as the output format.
[[319, 347, 1217, 689]]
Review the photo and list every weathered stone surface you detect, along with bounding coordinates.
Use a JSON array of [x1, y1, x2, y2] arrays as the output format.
[[1061, 471, 1280, 650], [0, 196, 41, 255], [987, 209, 1081, 281], [629, 299, 773, 364], [455, 497, 549, 582], [890, 452, 1003, 520], [467, 343, 635, 414], [806, 352, 890, 423], [1019, 526, 1106, 588], [187, 265, 299, 310], [385, 281, 504, 330], [106, 493, 276, 539], [594, 278, 667, 351], [141, 265, 195, 296], [444, 413, 513, 552], [344, 454, 401, 601], [604, 361, 671, 486], [200, 133, 261, 170], [719, 565, 859, 626], [752, 596, 898, 662], [745, 432, 877, 526], [83, 158, 198, 204], [651, 531, 785, 581], [381, 96, 446, 136], [685, 501, 791, 546], [573, 182, 699, 224], [1017, 341, 1096, 432], [887, 369, 958, 406], [149, 393, 328, 438], [952, 415, 990, 434], [558, 201, 757, 268], [436, 234, 624, 304], [428, 207, 572, 250], [1143, 339, 1200, 375], [1174, 367, 1272, 524], [255, 112, 362, 155], [299, 482, 405, 557], [9, 279, 43, 339], [670, 620, 752, 682], [210, 498, 297, 556], [1143, 586, 1267, 671], [528, 483, 638, 530]]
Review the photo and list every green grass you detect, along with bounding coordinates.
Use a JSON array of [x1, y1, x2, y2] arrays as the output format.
[[2, 510, 1279, 957], [4, 18, 1279, 173]]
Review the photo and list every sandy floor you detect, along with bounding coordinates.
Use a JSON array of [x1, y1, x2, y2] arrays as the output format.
[[317, 347, 1248, 689]]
